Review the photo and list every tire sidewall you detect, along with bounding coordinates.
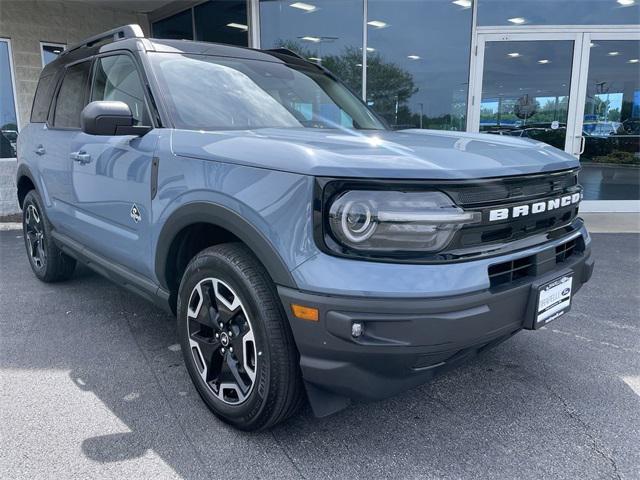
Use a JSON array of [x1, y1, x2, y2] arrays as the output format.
[[177, 251, 273, 426], [22, 191, 48, 277]]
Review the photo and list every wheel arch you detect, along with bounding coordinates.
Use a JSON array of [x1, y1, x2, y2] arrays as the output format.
[[155, 202, 297, 298], [16, 164, 37, 209]]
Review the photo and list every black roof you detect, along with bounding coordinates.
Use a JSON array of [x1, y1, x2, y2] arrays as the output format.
[[147, 38, 315, 68], [42, 35, 313, 78]]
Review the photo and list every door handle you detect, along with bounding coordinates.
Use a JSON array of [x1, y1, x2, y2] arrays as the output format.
[[70, 151, 92, 164], [35, 145, 46, 156]]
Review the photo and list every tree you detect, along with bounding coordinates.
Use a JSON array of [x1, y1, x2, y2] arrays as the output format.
[[271, 40, 417, 127], [607, 108, 621, 122]]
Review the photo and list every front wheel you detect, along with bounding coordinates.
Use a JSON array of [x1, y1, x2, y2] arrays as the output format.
[[177, 243, 304, 430]]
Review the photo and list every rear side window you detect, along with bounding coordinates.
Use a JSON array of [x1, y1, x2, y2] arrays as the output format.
[[31, 73, 56, 123], [91, 55, 150, 126], [53, 61, 91, 128]]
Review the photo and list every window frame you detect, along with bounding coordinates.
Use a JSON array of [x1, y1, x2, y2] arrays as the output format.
[[89, 51, 155, 128], [30, 71, 59, 123], [0, 37, 20, 135], [40, 41, 66, 67], [48, 50, 160, 131], [49, 58, 93, 131]]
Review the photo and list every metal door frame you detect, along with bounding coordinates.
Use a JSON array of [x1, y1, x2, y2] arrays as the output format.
[[575, 31, 640, 212], [468, 31, 584, 157]]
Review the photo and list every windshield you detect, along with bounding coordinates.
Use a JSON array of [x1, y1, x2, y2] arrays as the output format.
[[149, 52, 385, 131]]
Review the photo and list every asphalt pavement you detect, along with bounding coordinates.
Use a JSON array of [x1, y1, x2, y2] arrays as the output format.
[[1, 230, 639, 479]]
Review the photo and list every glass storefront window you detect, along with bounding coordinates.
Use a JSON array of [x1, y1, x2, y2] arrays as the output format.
[[152, 9, 194, 40], [366, 0, 472, 130], [41, 43, 65, 67], [478, 0, 640, 26], [479, 40, 575, 151], [259, 0, 364, 96], [478, 0, 640, 27], [0, 40, 18, 159], [194, 0, 248, 46], [580, 39, 640, 200]]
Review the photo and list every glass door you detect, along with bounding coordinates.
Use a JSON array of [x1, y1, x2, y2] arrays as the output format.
[[575, 33, 640, 206], [470, 33, 583, 155]]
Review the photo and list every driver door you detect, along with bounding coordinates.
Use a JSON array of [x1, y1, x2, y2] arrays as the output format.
[[69, 53, 157, 278]]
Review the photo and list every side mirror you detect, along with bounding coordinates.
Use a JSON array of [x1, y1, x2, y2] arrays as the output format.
[[81, 101, 150, 136]]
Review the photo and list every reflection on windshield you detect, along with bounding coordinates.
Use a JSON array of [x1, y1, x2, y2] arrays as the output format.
[[150, 52, 385, 131]]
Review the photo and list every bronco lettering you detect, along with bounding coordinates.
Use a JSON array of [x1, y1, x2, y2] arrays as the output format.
[[488, 192, 581, 222]]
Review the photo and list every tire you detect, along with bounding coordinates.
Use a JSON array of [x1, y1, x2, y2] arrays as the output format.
[[22, 190, 76, 282], [177, 243, 304, 431]]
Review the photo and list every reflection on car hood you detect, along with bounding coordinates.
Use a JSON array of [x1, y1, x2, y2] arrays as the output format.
[[170, 127, 579, 179]]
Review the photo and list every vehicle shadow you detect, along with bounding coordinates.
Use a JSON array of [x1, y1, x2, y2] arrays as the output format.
[[2, 231, 638, 479]]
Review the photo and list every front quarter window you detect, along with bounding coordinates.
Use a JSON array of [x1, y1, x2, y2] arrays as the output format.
[[91, 55, 151, 126], [149, 52, 385, 131]]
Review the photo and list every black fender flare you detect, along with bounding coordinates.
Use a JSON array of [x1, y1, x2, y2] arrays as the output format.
[[154, 202, 297, 290], [16, 163, 38, 208]]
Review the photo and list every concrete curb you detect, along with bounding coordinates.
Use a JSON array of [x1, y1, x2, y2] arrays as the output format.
[[0, 222, 21, 231], [580, 213, 640, 233]]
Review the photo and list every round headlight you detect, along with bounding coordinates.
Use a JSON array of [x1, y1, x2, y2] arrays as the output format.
[[326, 190, 480, 254], [341, 200, 377, 243]]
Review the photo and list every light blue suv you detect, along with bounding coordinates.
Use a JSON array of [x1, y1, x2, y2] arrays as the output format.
[[17, 25, 594, 430]]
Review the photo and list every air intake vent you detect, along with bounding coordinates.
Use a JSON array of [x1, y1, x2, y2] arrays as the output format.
[[488, 236, 583, 288], [555, 238, 578, 263], [488, 255, 536, 287]]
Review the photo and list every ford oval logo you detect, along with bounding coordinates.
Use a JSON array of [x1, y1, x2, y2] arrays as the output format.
[[562, 288, 571, 296]]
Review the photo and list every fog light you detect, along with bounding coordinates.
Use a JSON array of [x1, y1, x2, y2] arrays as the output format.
[[351, 322, 363, 338]]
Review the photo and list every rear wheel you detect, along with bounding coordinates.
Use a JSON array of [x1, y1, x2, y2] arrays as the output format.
[[177, 243, 304, 431], [22, 190, 76, 282]]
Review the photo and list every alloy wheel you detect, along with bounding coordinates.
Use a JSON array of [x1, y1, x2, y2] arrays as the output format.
[[24, 204, 46, 270], [186, 277, 258, 405]]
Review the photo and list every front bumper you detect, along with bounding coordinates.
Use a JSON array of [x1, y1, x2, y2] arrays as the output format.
[[278, 237, 594, 411]]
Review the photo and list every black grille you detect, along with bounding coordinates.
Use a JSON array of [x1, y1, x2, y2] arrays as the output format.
[[461, 207, 578, 247], [445, 170, 578, 207], [441, 169, 581, 252], [489, 237, 583, 288]]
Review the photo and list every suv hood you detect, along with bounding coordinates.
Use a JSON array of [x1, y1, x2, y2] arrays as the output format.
[[170, 128, 579, 179]]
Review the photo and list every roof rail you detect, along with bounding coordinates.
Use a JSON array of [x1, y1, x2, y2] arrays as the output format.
[[264, 48, 306, 60], [62, 24, 144, 56]]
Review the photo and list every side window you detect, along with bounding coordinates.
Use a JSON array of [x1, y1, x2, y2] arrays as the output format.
[[31, 73, 56, 123], [53, 61, 91, 128], [91, 55, 150, 126]]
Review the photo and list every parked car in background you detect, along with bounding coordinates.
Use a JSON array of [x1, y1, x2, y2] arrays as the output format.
[[1, 129, 17, 157], [583, 121, 621, 137], [485, 122, 567, 150]]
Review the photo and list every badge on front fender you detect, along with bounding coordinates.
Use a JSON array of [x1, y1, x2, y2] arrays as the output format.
[[130, 204, 141, 224]]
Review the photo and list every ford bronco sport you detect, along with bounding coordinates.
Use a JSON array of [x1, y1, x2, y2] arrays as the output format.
[[17, 25, 594, 430]]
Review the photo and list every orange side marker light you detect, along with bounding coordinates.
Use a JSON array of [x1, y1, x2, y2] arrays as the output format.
[[291, 304, 319, 322]]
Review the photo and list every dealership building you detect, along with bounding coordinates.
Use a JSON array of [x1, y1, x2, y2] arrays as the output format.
[[0, 0, 638, 217]]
